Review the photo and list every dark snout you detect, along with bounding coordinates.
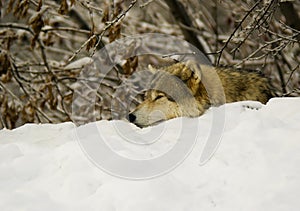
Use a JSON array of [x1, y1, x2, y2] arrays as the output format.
[[127, 113, 136, 123]]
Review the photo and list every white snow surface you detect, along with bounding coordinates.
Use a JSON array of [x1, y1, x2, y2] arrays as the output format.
[[0, 97, 300, 211]]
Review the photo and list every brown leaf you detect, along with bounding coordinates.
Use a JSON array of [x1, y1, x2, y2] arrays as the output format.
[[109, 23, 121, 43], [43, 32, 55, 46], [58, 0, 68, 15], [1, 96, 19, 129], [86, 35, 97, 52], [22, 102, 35, 123], [28, 10, 46, 48], [0, 29, 16, 50], [101, 7, 109, 23], [29, 13, 44, 34], [0, 50, 12, 81], [13, 0, 29, 19], [70, 0, 76, 6], [122, 56, 138, 76], [114, 1, 123, 17], [6, 0, 15, 14], [37, 0, 42, 11]]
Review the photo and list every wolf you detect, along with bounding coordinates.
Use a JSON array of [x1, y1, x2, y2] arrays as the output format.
[[128, 61, 274, 127]]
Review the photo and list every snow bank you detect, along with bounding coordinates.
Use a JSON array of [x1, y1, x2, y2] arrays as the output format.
[[0, 97, 300, 211]]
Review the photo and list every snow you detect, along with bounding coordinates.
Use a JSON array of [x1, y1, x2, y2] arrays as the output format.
[[1, 97, 300, 211]]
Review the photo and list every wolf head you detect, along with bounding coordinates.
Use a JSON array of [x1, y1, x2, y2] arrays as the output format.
[[128, 90, 180, 127], [127, 61, 272, 127], [128, 68, 201, 127]]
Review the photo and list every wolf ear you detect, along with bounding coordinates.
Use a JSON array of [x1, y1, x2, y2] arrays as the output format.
[[182, 61, 203, 95], [184, 60, 202, 81]]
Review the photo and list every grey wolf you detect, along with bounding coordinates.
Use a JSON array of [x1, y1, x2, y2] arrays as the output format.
[[128, 62, 273, 127]]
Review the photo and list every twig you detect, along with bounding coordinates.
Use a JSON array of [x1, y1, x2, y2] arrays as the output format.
[[42, 26, 90, 34], [93, 0, 137, 52], [216, 0, 262, 65], [213, 0, 219, 64], [278, 21, 300, 35], [67, 34, 97, 63], [0, 112, 6, 129], [77, 0, 103, 14], [0, 81, 21, 103], [279, 1, 300, 42], [139, 0, 155, 8], [285, 64, 299, 87], [234, 38, 283, 66], [231, 0, 278, 58], [0, 23, 34, 33], [33, 31, 72, 120], [9, 60, 54, 122], [164, 0, 209, 61], [282, 88, 300, 97], [67, 0, 137, 63], [261, 25, 298, 42], [274, 54, 287, 94]]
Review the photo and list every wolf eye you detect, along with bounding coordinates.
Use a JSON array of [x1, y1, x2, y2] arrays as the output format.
[[154, 95, 164, 100], [166, 95, 176, 102]]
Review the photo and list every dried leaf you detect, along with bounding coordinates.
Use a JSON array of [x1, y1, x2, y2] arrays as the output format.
[[122, 56, 138, 76], [70, 0, 76, 6], [13, 0, 29, 19], [0, 50, 11, 81], [114, 1, 123, 17], [86, 35, 97, 51], [6, 0, 15, 14], [0, 29, 16, 50], [37, 0, 42, 11], [42, 32, 55, 46], [28, 9, 46, 48], [102, 7, 109, 23], [108, 23, 121, 42], [1, 96, 19, 129], [22, 102, 35, 123], [0, 71, 12, 83], [58, 0, 68, 15], [29, 12, 44, 34]]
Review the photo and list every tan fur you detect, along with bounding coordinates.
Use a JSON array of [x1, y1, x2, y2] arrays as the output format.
[[128, 62, 273, 127]]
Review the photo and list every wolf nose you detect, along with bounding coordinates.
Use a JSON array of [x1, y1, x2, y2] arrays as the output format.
[[128, 113, 136, 123]]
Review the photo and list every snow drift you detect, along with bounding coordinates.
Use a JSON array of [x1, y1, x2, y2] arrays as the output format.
[[0, 97, 300, 211]]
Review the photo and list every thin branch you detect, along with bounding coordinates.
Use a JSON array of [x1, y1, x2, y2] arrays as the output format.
[[42, 26, 90, 34], [231, 0, 278, 58], [67, 34, 97, 63], [164, 0, 209, 61], [0, 23, 34, 34], [234, 38, 283, 66], [285, 64, 299, 87], [279, 1, 300, 42], [216, 0, 262, 65], [274, 54, 287, 94], [67, 0, 137, 63], [9, 61, 53, 122], [94, 0, 137, 52], [282, 88, 300, 97]]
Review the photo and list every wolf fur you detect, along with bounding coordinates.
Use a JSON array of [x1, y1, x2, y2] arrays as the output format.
[[128, 62, 273, 127]]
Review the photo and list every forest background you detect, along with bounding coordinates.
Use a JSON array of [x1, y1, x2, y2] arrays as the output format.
[[0, 0, 299, 129]]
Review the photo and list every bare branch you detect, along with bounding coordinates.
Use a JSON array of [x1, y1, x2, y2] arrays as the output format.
[[164, 0, 210, 61], [216, 0, 262, 65], [279, 1, 300, 42]]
